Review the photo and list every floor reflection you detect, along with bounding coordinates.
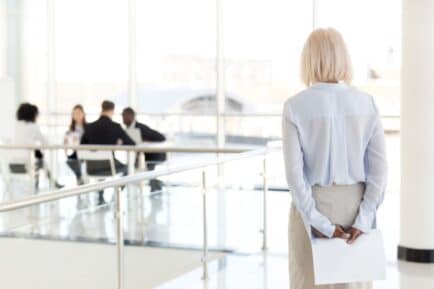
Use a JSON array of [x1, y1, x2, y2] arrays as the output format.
[[0, 135, 430, 289]]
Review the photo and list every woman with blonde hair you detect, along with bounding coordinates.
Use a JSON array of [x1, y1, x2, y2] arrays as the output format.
[[282, 28, 387, 289]]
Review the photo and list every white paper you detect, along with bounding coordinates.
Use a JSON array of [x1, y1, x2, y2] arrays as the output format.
[[312, 229, 386, 285]]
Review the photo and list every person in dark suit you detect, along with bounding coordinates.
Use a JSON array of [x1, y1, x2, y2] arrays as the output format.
[[81, 100, 135, 204], [122, 107, 167, 192]]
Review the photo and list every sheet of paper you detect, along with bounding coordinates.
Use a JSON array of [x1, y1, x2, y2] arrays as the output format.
[[311, 229, 386, 285]]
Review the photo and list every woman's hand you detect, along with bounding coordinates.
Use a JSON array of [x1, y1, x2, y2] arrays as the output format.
[[313, 225, 350, 239], [333, 225, 351, 239], [346, 227, 362, 244]]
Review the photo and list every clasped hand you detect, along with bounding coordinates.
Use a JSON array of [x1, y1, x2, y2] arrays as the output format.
[[313, 226, 362, 244]]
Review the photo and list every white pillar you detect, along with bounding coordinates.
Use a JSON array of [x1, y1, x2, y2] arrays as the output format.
[[399, 0, 434, 263]]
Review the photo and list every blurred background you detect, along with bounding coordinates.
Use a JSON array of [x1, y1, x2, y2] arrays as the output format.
[[0, 1, 405, 289], [0, 0, 400, 141]]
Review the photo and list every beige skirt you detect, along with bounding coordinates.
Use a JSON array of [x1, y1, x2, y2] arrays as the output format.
[[288, 183, 372, 289]]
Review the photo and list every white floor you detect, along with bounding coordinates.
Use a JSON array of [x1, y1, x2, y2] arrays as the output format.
[[2, 134, 433, 289], [155, 253, 433, 289], [0, 237, 224, 289]]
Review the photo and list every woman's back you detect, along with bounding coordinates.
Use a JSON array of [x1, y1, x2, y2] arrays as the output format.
[[284, 28, 387, 289], [283, 82, 379, 187], [13, 121, 47, 146]]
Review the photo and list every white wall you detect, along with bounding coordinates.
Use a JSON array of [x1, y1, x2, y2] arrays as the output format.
[[0, 78, 16, 143]]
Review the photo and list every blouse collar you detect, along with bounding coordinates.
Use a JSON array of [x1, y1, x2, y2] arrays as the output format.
[[311, 82, 347, 90]]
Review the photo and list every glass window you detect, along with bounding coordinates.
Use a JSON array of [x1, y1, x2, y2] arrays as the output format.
[[55, 0, 128, 115], [317, 0, 401, 116], [21, 0, 48, 111], [222, 0, 313, 140], [135, 0, 216, 137], [223, 0, 313, 114]]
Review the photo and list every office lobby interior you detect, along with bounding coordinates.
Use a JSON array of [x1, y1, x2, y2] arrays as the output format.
[[0, 0, 434, 288]]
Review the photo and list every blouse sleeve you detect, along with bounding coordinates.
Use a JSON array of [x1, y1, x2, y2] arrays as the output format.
[[282, 102, 336, 238], [353, 105, 388, 232]]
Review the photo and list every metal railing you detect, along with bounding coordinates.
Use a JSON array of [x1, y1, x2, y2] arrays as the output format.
[[31, 112, 400, 137], [0, 143, 254, 153], [0, 146, 279, 289], [43, 111, 401, 118], [0, 143, 259, 189]]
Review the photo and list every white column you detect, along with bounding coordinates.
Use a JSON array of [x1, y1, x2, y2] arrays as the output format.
[[399, 0, 434, 262]]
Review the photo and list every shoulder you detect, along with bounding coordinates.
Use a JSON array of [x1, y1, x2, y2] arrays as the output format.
[[284, 86, 326, 109], [282, 87, 323, 121], [83, 121, 95, 130], [344, 85, 374, 100], [135, 121, 146, 129], [27, 122, 41, 132], [340, 86, 379, 115], [284, 85, 377, 118], [16, 121, 38, 133], [112, 121, 123, 130]]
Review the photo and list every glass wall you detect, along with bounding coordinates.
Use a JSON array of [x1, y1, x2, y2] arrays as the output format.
[[222, 0, 313, 140], [17, 0, 48, 110], [135, 0, 216, 139], [3, 0, 401, 143], [223, 0, 313, 113], [55, 0, 128, 116], [317, 0, 401, 116]]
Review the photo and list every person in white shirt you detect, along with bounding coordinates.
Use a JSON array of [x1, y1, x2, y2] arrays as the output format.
[[12, 103, 63, 189], [283, 28, 387, 289], [64, 104, 86, 185]]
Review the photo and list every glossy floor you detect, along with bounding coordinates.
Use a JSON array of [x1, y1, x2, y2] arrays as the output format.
[[156, 254, 408, 289], [155, 254, 434, 289], [1, 134, 431, 289]]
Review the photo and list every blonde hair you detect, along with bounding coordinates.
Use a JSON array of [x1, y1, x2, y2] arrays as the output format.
[[301, 28, 353, 86]]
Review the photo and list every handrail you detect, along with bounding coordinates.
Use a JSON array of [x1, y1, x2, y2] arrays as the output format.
[[0, 147, 273, 213], [42, 111, 401, 119], [0, 145, 279, 288], [0, 144, 255, 153]]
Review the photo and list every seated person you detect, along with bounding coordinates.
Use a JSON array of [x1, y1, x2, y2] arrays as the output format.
[[64, 104, 86, 185], [122, 107, 167, 192], [13, 103, 63, 189], [81, 100, 135, 205]]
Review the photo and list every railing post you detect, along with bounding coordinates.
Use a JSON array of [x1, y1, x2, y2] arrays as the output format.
[[127, 151, 135, 196], [261, 157, 268, 251], [115, 186, 125, 289], [49, 150, 56, 189], [201, 170, 209, 281]]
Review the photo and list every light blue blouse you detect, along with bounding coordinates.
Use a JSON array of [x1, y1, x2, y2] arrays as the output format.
[[282, 82, 387, 238]]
